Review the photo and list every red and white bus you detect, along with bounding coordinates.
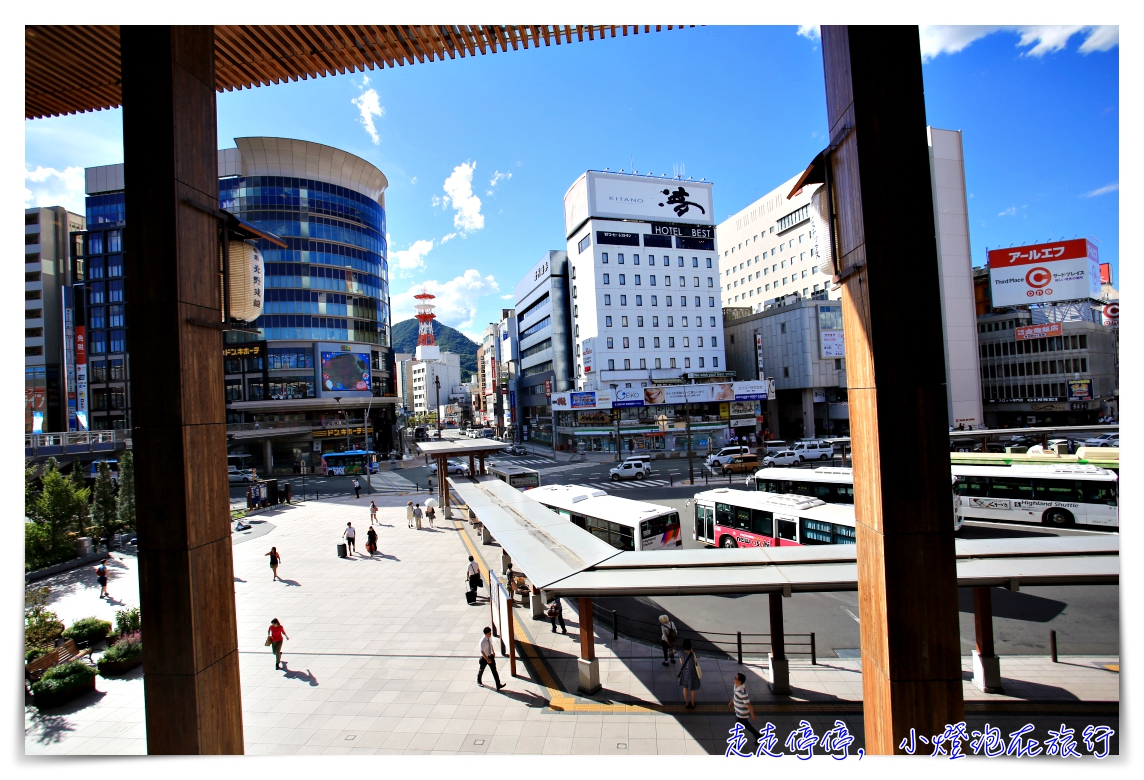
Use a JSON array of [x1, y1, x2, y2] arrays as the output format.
[[692, 488, 856, 548]]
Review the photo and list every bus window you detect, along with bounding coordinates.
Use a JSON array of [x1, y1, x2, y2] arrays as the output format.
[[832, 524, 856, 545], [642, 516, 669, 539], [777, 519, 797, 541], [956, 476, 989, 497], [788, 481, 812, 498], [716, 502, 733, 527], [811, 484, 833, 501], [757, 479, 780, 494], [837, 485, 855, 502], [988, 477, 1034, 500], [751, 509, 773, 537], [800, 518, 832, 545], [1080, 482, 1117, 506], [570, 513, 586, 529], [1033, 479, 1081, 503], [734, 507, 751, 531]]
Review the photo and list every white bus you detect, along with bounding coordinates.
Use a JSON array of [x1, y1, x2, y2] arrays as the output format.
[[748, 466, 963, 532], [952, 464, 1118, 529], [529, 484, 683, 552], [693, 488, 856, 548], [490, 465, 541, 490]]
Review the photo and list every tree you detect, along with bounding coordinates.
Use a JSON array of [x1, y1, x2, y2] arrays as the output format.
[[116, 450, 136, 532], [91, 460, 119, 546], [34, 459, 89, 556]]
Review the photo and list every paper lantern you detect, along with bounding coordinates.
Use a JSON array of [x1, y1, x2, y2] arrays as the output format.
[[226, 240, 264, 322]]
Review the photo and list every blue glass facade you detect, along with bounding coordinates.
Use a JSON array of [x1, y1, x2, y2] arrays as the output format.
[[220, 175, 389, 345]]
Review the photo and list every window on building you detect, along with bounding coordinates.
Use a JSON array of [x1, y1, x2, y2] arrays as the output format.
[[712, 357, 719, 367], [635, 274, 641, 285], [579, 234, 591, 253], [651, 295, 657, 306], [684, 357, 691, 368], [670, 358, 677, 368], [25, 290, 41, 301], [707, 277, 714, 287], [606, 316, 613, 327], [678, 257, 685, 267], [619, 274, 626, 285], [682, 316, 689, 327], [781, 323, 787, 334], [668, 337, 676, 348], [699, 357, 705, 367], [636, 295, 643, 305], [667, 317, 674, 327], [604, 294, 612, 305], [608, 359, 615, 370], [708, 297, 715, 307], [637, 316, 644, 327], [606, 337, 614, 348], [783, 367, 790, 378], [601, 252, 608, 263], [652, 316, 660, 327], [618, 253, 625, 264], [25, 327, 43, 338], [26, 308, 42, 320], [654, 337, 661, 348], [655, 358, 662, 368], [621, 316, 629, 327], [620, 295, 627, 305], [603, 273, 610, 284], [624, 359, 631, 369], [698, 336, 704, 347]]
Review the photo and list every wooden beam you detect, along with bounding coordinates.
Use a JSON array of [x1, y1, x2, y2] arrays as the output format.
[[819, 25, 964, 755], [973, 587, 994, 657], [120, 24, 243, 754], [578, 598, 595, 661]]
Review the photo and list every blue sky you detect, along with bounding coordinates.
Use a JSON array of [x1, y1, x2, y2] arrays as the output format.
[[24, 25, 1118, 342]]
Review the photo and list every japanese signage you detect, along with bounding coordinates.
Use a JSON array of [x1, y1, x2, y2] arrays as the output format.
[[554, 382, 770, 411], [1015, 323, 1063, 341], [75, 325, 88, 424], [729, 401, 760, 418], [62, 289, 77, 430], [313, 426, 366, 438], [596, 230, 640, 246], [1101, 302, 1119, 329], [581, 337, 595, 374], [614, 387, 645, 407], [755, 333, 765, 379], [564, 171, 715, 236], [818, 305, 845, 358], [544, 378, 552, 398], [552, 390, 613, 410], [1067, 379, 1093, 402], [224, 344, 265, 357], [988, 239, 1101, 307]]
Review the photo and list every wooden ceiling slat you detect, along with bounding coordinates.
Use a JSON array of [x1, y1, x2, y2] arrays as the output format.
[[217, 28, 282, 89], [442, 26, 466, 58], [230, 25, 299, 88], [396, 26, 426, 64], [362, 25, 399, 68], [467, 26, 487, 55], [350, 25, 389, 70], [541, 26, 552, 46]]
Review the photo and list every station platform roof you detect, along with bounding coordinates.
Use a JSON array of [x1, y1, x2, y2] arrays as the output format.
[[448, 477, 1119, 599], [417, 439, 509, 457]]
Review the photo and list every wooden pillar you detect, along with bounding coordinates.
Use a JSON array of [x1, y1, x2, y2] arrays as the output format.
[[820, 26, 964, 753], [479, 453, 486, 476], [121, 25, 244, 754], [767, 592, 790, 694], [469, 454, 475, 477], [576, 596, 600, 693], [972, 586, 1003, 693]]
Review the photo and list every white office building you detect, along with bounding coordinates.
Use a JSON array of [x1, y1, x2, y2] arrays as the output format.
[[564, 170, 727, 393], [409, 352, 462, 419]]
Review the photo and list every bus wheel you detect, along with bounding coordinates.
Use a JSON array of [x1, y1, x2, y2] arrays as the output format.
[[720, 536, 738, 548], [1042, 508, 1074, 528]]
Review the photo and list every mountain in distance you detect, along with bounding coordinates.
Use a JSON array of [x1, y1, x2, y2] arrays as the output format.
[[391, 318, 479, 380]]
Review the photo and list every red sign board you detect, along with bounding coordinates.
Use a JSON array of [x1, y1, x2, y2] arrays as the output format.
[[544, 379, 552, 398], [1015, 322, 1062, 341], [987, 238, 1094, 268], [1100, 263, 1112, 285], [75, 326, 87, 365]]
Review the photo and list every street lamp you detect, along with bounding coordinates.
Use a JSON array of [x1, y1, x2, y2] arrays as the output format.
[[434, 375, 442, 435]]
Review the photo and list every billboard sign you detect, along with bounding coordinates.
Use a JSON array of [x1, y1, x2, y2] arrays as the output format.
[[62, 288, 77, 431], [552, 390, 613, 410], [614, 387, 646, 407], [320, 351, 371, 391], [581, 337, 595, 374], [1067, 379, 1093, 402], [564, 172, 715, 237], [732, 380, 770, 401], [75, 325, 88, 425], [755, 333, 765, 378], [1015, 322, 1063, 341], [1101, 302, 1119, 329], [544, 378, 552, 398], [988, 239, 1101, 306], [1099, 262, 1112, 285], [817, 305, 845, 358]]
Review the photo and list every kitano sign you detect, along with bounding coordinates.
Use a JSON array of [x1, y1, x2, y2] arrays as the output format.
[[564, 171, 714, 236], [988, 239, 1101, 307]]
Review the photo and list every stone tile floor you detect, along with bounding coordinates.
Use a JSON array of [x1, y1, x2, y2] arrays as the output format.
[[25, 493, 1119, 755]]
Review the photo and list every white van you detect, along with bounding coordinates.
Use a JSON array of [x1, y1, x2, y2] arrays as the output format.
[[705, 446, 751, 468], [791, 440, 834, 462]]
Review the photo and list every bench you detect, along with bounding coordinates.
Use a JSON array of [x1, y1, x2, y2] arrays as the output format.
[[25, 639, 85, 681]]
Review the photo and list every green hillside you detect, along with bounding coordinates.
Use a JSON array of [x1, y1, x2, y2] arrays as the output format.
[[391, 318, 479, 381]]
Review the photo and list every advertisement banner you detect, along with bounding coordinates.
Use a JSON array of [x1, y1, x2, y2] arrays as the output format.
[[1101, 301, 1119, 329], [581, 337, 595, 374], [1015, 322, 1063, 341], [732, 380, 770, 401], [544, 378, 552, 398], [988, 239, 1101, 306], [817, 304, 845, 358], [553, 390, 614, 410], [586, 172, 715, 226], [755, 333, 765, 378], [1100, 263, 1112, 285], [1067, 379, 1093, 402], [729, 401, 760, 418], [75, 325, 88, 426], [320, 351, 371, 391], [613, 387, 645, 407], [62, 289, 76, 431]]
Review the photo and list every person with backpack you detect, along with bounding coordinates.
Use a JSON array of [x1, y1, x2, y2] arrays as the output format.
[[547, 597, 566, 634], [677, 638, 701, 709], [369, 500, 378, 525], [95, 559, 110, 599], [659, 614, 678, 666]]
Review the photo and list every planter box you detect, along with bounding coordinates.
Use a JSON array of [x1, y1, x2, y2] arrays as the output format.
[[98, 654, 143, 677], [33, 675, 96, 709]]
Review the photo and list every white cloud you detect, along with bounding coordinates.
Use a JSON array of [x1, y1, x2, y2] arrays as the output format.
[[411, 176, 417, 185], [390, 270, 500, 330], [998, 206, 1017, 217], [919, 26, 1118, 61], [440, 232, 458, 243], [1082, 182, 1119, 198], [489, 170, 512, 187], [441, 162, 485, 233], [431, 195, 442, 207], [25, 165, 86, 212], [797, 25, 819, 40], [351, 87, 384, 144], [389, 239, 434, 273], [501, 293, 514, 300]]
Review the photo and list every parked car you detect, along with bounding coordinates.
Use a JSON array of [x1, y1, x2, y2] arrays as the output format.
[[721, 454, 760, 475], [609, 460, 649, 481], [507, 444, 528, 455], [705, 446, 751, 468], [1083, 432, 1119, 448], [791, 441, 834, 462], [622, 454, 653, 468], [429, 459, 470, 475], [762, 449, 800, 467], [760, 440, 789, 455], [228, 466, 255, 483]]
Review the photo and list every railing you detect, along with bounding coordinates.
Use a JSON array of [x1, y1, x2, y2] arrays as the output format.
[[226, 418, 367, 434], [591, 603, 816, 664], [26, 430, 129, 455]]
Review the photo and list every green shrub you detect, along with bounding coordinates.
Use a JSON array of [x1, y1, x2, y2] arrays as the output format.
[[62, 617, 112, 643], [31, 660, 97, 696], [25, 521, 77, 573], [24, 588, 64, 650], [101, 631, 142, 664], [114, 607, 141, 636], [25, 647, 49, 663]]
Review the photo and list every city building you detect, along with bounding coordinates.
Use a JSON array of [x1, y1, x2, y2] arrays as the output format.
[[409, 352, 462, 421], [721, 294, 848, 439], [976, 310, 1117, 426], [25, 206, 85, 432], [77, 138, 396, 470], [498, 308, 517, 438], [512, 251, 575, 446]]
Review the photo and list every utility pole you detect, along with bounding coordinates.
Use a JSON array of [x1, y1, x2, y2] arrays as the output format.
[[686, 398, 694, 485], [364, 397, 373, 494], [434, 374, 442, 436]]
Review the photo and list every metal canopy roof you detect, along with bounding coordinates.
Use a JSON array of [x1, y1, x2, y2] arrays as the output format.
[[450, 475, 1118, 598], [25, 25, 687, 119], [418, 439, 510, 456]]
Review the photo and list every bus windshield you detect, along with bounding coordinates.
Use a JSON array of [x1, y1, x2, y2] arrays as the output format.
[[322, 450, 378, 476]]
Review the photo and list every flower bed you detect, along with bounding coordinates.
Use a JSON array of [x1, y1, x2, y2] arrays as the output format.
[[30, 660, 98, 709], [63, 616, 112, 647], [98, 631, 143, 677]]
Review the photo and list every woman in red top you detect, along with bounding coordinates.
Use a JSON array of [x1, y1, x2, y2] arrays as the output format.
[[267, 618, 290, 670]]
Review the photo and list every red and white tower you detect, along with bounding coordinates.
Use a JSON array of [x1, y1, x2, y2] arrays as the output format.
[[413, 288, 441, 361]]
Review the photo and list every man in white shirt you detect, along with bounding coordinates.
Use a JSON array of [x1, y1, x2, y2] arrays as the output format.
[[343, 522, 356, 554], [466, 556, 482, 595], [478, 626, 505, 689]]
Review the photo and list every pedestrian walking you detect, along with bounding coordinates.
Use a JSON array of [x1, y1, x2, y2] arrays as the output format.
[[365, 526, 378, 556], [504, 562, 515, 602], [677, 638, 701, 708], [369, 500, 378, 525], [406, 500, 415, 528], [265, 547, 282, 581], [267, 618, 290, 670], [353, 477, 361, 498], [95, 559, 109, 599], [659, 614, 678, 666], [343, 522, 357, 554], [477, 626, 506, 690], [547, 597, 567, 634], [466, 555, 483, 596], [426, 504, 436, 528], [413, 503, 423, 530], [728, 672, 760, 742]]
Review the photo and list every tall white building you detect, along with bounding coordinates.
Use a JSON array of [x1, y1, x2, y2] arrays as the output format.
[[409, 352, 462, 418], [564, 171, 727, 392]]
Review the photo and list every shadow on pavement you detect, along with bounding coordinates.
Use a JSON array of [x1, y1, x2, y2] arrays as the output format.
[[957, 587, 1066, 622]]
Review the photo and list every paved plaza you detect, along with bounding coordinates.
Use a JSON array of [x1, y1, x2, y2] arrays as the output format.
[[25, 493, 1119, 755]]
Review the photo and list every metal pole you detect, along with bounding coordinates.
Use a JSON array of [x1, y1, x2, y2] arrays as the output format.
[[737, 631, 743, 665], [686, 399, 694, 485], [1050, 630, 1058, 663], [811, 632, 816, 665], [612, 609, 618, 640], [365, 398, 373, 495]]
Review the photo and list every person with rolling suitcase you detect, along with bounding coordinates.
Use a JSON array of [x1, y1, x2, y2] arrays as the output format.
[[466, 555, 482, 603]]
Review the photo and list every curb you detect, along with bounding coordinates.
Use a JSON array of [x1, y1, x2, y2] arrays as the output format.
[[25, 549, 111, 583]]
